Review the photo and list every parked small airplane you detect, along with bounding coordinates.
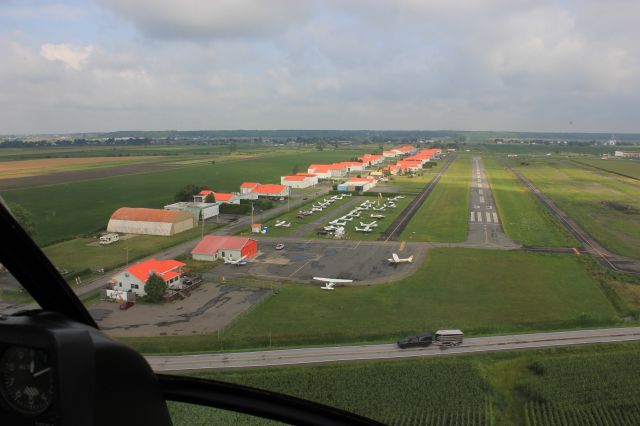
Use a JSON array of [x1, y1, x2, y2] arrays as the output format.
[[313, 276, 354, 290], [329, 220, 347, 226], [370, 214, 385, 219], [359, 221, 378, 228], [274, 220, 291, 227], [372, 206, 386, 211], [388, 253, 414, 264], [224, 255, 248, 266]]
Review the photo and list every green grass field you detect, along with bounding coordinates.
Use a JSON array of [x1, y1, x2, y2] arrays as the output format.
[[573, 158, 640, 180], [43, 224, 220, 280], [400, 156, 471, 242], [122, 248, 617, 354], [1, 149, 360, 245], [482, 156, 575, 247], [167, 342, 640, 425], [514, 159, 640, 259], [389, 162, 442, 194]]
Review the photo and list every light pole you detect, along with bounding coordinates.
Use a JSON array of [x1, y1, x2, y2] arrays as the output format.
[[123, 247, 130, 267]]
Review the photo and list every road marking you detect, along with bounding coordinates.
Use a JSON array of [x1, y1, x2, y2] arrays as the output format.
[[492, 212, 498, 223], [288, 259, 312, 277], [470, 212, 475, 222], [486, 212, 492, 222], [479, 196, 485, 203], [399, 241, 406, 251], [478, 189, 483, 195]]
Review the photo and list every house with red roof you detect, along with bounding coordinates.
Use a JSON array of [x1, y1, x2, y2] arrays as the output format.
[[396, 160, 422, 172], [191, 236, 257, 262], [383, 164, 399, 175], [280, 175, 316, 188], [239, 182, 259, 194], [251, 183, 289, 198], [212, 192, 240, 204], [193, 189, 214, 203], [110, 258, 186, 297], [307, 164, 333, 178], [358, 154, 384, 167]]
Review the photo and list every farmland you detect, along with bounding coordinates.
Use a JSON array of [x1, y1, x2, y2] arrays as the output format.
[[0, 156, 157, 179], [482, 156, 575, 247], [0, 148, 361, 245], [122, 248, 617, 354], [513, 159, 640, 259], [168, 342, 640, 425], [400, 155, 471, 242]]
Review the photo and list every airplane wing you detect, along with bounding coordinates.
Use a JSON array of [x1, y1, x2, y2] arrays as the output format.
[[392, 253, 400, 262], [313, 277, 354, 283]]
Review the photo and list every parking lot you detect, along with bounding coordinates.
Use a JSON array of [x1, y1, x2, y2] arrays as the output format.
[[205, 238, 425, 285]]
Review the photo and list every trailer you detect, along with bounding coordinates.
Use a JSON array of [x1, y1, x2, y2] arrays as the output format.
[[99, 233, 120, 245], [435, 329, 464, 347]]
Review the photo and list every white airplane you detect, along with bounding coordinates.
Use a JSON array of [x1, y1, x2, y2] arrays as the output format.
[[324, 225, 338, 231], [224, 256, 248, 266], [370, 214, 385, 219], [372, 206, 386, 211], [313, 276, 353, 290], [274, 220, 291, 228], [355, 226, 373, 233], [359, 221, 378, 228], [329, 220, 347, 226], [388, 253, 414, 264]]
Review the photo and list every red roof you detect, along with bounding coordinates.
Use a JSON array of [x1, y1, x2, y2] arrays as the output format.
[[283, 175, 307, 181], [213, 192, 235, 202], [252, 184, 287, 194], [191, 236, 255, 255], [127, 258, 185, 283], [240, 182, 259, 189], [110, 208, 192, 223], [198, 190, 214, 196], [295, 173, 317, 177]]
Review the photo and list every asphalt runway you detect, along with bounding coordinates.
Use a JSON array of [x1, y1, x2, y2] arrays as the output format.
[[206, 239, 424, 285], [466, 156, 516, 247]]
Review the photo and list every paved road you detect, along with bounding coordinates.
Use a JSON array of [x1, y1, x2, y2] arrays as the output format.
[[506, 162, 640, 275], [146, 327, 640, 371], [466, 156, 517, 247]]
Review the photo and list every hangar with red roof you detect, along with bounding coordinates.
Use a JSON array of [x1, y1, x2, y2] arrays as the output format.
[[110, 258, 186, 297], [107, 207, 195, 236], [191, 236, 258, 262]]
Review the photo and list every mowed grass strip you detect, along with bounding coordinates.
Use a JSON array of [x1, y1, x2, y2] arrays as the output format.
[[389, 162, 442, 194], [483, 156, 575, 247], [400, 156, 471, 242], [574, 158, 640, 180], [0, 149, 360, 245], [44, 223, 220, 279], [123, 248, 617, 354], [515, 159, 640, 259]]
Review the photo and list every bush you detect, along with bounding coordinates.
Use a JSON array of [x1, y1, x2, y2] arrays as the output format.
[[144, 274, 166, 303], [220, 204, 251, 214]]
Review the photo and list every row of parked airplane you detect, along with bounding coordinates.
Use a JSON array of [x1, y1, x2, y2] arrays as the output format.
[[298, 194, 353, 217]]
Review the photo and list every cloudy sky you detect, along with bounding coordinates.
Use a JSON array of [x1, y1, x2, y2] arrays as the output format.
[[1, 0, 639, 134]]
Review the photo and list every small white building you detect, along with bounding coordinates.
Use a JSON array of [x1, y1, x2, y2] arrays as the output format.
[[281, 175, 315, 188], [110, 258, 185, 297], [191, 236, 258, 262]]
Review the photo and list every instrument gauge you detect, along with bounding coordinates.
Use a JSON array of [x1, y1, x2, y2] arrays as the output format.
[[0, 346, 53, 415]]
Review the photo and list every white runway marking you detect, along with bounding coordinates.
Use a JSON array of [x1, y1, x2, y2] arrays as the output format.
[[479, 196, 485, 203], [493, 212, 499, 223], [470, 212, 475, 222], [486, 212, 492, 222], [478, 189, 483, 195]]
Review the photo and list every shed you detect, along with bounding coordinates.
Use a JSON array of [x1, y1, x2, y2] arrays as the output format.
[[191, 236, 258, 262]]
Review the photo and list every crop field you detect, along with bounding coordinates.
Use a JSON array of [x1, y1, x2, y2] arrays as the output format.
[[482, 156, 575, 247], [513, 159, 640, 259], [0, 156, 158, 179], [572, 158, 640, 180], [0, 148, 361, 245], [43, 223, 220, 281], [167, 342, 640, 426], [123, 248, 617, 354], [168, 357, 492, 425], [400, 156, 471, 242]]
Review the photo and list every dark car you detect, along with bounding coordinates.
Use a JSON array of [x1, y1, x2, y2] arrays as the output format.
[[397, 332, 432, 349]]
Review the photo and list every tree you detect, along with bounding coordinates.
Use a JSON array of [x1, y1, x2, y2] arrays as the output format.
[[204, 193, 215, 203], [8, 203, 36, 236], [174, 184, 204, 202], [316, 141, 326, 151], [144, 274, 166, 303]]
